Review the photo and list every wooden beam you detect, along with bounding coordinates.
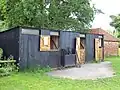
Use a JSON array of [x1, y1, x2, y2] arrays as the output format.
[[0, 60, 16, 63]]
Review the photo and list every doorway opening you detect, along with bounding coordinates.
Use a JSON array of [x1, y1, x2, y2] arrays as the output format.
[[76, 37, 86, 65]]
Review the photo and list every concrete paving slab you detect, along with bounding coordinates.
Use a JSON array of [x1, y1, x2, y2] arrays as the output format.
[[47, 61, 115, 80]]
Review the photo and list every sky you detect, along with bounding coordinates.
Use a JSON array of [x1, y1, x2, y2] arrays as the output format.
[[91, 0, 120, 31]]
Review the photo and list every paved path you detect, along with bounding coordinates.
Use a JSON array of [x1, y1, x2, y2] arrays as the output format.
[[47, 61, 115, 80]]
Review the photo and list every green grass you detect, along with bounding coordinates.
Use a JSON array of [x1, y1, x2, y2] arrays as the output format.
[[0, 57, 120, 90]]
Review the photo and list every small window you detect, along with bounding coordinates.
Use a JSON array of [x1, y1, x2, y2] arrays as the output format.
[[40, 35, 50, 51], [40, 35, 59, 51], [50, 36, 59, 50], [80, 38, 85, 49], [44, 37, 49, 46]]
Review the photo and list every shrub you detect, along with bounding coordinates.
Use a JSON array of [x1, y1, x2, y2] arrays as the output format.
[[0, 48, 18, 77], [0, 48, 3, 59], [0, 60, 18, 77], [0, 68, 10, 76]]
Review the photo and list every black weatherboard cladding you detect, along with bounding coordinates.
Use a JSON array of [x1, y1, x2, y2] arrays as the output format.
[[60, 31, 80, 51], [60, 31, 80, 66], [0, 27, 104, 69], [85, 34, 104, 62], [85, 34, 94, 62], [0, 27, 19, 62], [19, 28, 61, 69]]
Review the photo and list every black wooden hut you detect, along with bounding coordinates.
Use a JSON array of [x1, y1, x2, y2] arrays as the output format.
[[0, 27, 104, 69]]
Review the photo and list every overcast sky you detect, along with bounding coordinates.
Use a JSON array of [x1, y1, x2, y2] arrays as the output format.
[[91, 0, 120, 31]]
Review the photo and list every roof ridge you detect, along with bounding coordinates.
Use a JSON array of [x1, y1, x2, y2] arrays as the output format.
[[90, 28, 120, 42], [100, 28, 119, 40]]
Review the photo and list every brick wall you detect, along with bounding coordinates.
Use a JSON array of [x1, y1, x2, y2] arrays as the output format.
[[104, 41, 119, 56]]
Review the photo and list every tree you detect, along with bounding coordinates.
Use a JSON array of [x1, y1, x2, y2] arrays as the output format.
[[110, 15, 120, 38], [0, 0, 95, 32]]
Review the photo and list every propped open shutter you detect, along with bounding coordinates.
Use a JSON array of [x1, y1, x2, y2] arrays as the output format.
[[76, 37, 81, 64], [40, 35, 50, 51]]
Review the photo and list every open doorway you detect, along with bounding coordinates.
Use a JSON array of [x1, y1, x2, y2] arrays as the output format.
[[50, 36, 59, 50], [80, 38, 86, 64], [76, 37, 86, 64]]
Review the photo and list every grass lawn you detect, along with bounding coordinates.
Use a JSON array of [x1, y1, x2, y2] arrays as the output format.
[[0, 57, 120, 90]]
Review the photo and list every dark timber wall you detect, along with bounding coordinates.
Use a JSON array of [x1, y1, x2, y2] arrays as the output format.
[[60, 32, 104, 63], [19, 28, 61, 69], [0, 27, 19, 62], [86, 34, 104, 62], [0, 27, 104, 69], [59, 31, 80, 66], [60, 31, 80, 50]]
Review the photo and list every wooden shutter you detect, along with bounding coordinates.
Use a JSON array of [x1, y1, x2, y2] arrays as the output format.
[[40, 35, 50, 51]]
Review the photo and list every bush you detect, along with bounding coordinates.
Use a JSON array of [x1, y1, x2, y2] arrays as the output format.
[[0, 48, 3, 59], [0, 60, 18, 77], [0, 48, 18, 77], [0, 68, 10, 76]]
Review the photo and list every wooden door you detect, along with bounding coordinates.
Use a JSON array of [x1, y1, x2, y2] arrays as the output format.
[[119, 48, 120, 56], [76, 37, 81, 64], [99, 47, 103, 60], [95, 38, 103, 61], [99, 39, 103, 60], [95, 38, 100, 61]]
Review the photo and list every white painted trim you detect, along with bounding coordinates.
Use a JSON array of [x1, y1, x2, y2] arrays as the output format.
[[22, 29, 39, 35], [50, 31, 59, 36]]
